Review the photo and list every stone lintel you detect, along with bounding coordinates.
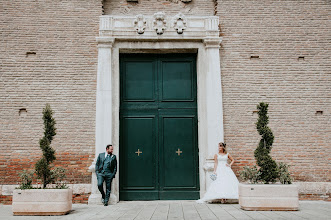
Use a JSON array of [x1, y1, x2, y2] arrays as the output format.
[[99, 14, 220, 40]]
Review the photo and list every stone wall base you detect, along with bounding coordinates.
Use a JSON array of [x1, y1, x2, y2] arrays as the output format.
[[1, 182, 330, 204], [1, 193, 91, 205], [299, 194, 331, 201], [1, 193, 329, 205]]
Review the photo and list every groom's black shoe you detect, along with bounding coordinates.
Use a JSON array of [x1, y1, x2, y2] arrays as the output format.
[[104, 201, 108, 206]]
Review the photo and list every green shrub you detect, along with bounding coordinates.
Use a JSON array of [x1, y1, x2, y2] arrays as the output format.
[[51, 167, 68, 189], [240, 165, 260, 184], [35, 104, 57, 188], [18, 170, 34, 189], [254, 102, 279, 183], [278, 162, 292, 184]]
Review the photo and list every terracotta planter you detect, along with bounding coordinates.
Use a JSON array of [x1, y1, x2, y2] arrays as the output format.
[[12, 189, 72, 216], [239, 183, 299, 211]]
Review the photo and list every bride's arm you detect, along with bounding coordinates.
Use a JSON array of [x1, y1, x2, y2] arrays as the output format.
[[227, 154, 235, 167], [213, 154, 218, 174]]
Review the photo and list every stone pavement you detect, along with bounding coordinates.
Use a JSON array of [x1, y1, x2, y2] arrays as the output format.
[[0, 201, 330, 220]]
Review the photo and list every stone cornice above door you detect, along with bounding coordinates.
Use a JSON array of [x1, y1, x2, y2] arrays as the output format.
[[99, 13, 220, 41]]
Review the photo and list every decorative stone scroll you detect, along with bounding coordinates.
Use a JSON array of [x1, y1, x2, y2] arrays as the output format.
[[99, 14, 220, 39], [133, 14, 147, 34], [153, 12, 167, 35], [173, 13, 187, 34]]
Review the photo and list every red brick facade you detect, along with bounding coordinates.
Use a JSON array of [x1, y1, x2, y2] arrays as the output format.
[[218, 0, 330, 183], [0, 0, 101, 185], [0, 0, 330, 202]]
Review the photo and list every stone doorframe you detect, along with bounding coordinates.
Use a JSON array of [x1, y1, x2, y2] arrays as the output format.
[[88, 13, 224, 204]]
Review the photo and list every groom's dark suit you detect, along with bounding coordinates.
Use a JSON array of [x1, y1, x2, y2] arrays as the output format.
[[95, 152, 117, 204]]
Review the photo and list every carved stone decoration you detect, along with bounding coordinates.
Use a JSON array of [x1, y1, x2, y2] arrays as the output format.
[[165, 0, 191, 3], [133, 14, 147, 34], [165, 0, 179, 3], [153, 12, 167, 35], [173, 13, 187, 34]]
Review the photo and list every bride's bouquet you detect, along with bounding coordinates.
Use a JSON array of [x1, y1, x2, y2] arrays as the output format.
[[210, 173, 217, 181]]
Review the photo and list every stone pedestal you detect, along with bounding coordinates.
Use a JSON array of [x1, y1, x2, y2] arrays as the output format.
[[239, 183, 299, 211], [12, 189, 72, 216], [202, 159, 215, 196]]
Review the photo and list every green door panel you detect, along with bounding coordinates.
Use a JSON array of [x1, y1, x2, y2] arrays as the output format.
[[120, 54, 199, 200], [120, 55, 158, 110], [122, 60, 156, 101], [120, 116, 156, 189], [119, 113, 158, 200], [160, 115, 197, 189], [160, 61, 193, 101], [158, 110, 199, 200], [158, 55, 197, 109]]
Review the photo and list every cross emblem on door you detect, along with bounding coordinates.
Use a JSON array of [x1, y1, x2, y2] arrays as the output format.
[[135, 149, 142, 156], [176, 148, 183, 156]]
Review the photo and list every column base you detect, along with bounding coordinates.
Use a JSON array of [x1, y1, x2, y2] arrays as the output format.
[[88, 193, 118, 205], [202, 159, 215, 197], [88, 193, 103, 205]]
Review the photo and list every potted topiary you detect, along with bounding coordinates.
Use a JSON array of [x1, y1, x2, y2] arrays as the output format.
[[238, 102, 299, 211], [12, 104, 72, 216]]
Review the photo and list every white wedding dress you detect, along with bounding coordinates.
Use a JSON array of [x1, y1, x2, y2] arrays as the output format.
[[197, 153, 239, 203]]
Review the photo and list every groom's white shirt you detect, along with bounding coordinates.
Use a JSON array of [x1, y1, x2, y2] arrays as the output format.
[[104, 152, 114, 159]]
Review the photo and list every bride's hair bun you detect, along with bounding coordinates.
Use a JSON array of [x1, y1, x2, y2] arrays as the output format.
[[219, 142, 226, 148]]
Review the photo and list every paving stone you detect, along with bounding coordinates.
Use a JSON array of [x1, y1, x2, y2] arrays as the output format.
[[0, 201, 330, 220], [182, 201, 201, 220], [206, 204, 235, 219], [194, 203, 218, 220], [151, 202, 170, 220]]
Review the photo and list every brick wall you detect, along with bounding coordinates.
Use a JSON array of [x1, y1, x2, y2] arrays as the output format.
[[0, 0, 102, 184], [218, 0, 331, 182], [103, 0, 215, 16]]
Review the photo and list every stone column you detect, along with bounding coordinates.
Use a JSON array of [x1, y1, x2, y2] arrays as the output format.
[[202, 37, 224, 190], [88, 37, 117, 205]]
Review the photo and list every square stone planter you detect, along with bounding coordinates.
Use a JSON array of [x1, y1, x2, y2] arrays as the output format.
[[239, 183, 299, 211], [12, 188, 72, 216]]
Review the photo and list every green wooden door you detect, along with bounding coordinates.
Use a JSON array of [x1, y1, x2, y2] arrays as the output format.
[[120, 54, 199, 200]]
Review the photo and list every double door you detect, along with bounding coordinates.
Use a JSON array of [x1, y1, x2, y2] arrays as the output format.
[[119, 54, 199, 200]]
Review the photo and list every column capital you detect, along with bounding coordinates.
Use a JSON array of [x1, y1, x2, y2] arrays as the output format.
[[96, 37, 115, 48], [203, 37, 222, 49]]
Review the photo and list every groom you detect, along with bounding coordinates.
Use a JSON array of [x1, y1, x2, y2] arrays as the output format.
[[95, 144, 117, 206]]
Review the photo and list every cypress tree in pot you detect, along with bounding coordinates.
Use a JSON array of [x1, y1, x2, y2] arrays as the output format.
[[12, 104, 72, 216], [35, 103, 57, 188], [254, 102, 279, 183], [238, 102, 298, 211]]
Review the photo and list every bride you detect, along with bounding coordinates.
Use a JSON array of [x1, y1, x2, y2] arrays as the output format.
[[197, 142, 239, 203]]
